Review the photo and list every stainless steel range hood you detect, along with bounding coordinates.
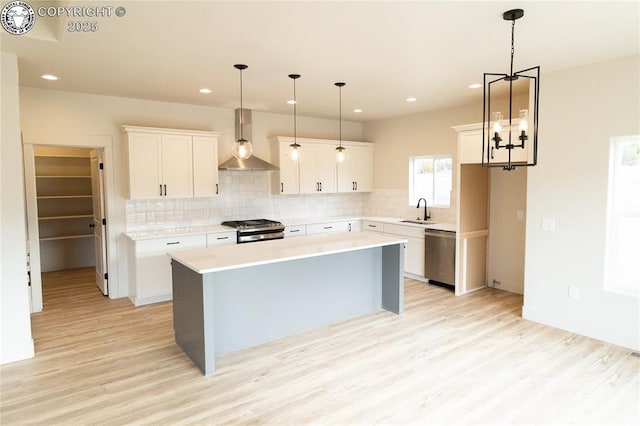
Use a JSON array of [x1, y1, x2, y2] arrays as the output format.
[[218, 109, 278, 171]]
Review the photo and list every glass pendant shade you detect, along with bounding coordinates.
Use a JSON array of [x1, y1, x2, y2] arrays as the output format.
[[232, 138, 253, 160], [289, 143, 301, 161], [336, 146, 346, 163]]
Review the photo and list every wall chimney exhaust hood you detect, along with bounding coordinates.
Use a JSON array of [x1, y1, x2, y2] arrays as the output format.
[[218, 109, 278, 171]]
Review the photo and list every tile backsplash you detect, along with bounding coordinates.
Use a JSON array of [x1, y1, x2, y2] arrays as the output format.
[[125, 172, 366, 232], [125, 174, 456, 233], [363, 188, 456, 224]]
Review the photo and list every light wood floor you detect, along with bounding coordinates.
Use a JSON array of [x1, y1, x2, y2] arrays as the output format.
[[1, 268, 638, 425]]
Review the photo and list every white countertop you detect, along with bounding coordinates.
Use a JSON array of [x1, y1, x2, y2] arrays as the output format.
[[168, 232, 407, 274], [126, 215, 456, 241], [125, 224, 234, 241]]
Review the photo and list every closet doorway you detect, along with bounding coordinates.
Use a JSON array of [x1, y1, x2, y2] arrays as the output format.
[[23, 133, 117, 313]]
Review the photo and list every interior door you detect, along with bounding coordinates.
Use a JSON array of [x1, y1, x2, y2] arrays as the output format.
[[90, 149, 108, 295]]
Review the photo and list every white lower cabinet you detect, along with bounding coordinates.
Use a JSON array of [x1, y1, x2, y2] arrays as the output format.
[[363, 221, 426, 278], [206, 231, 236, 246], [306, 221, 350, 235], [362, 220, 384, 233], [284, 225, 307, 237], [127, 234, 207, 306]]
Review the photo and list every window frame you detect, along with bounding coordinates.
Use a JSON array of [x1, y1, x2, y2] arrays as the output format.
[[408, 154, 453, 208], [604, 135, 640, 297]]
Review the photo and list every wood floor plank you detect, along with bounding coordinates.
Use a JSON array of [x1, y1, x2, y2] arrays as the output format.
[[1, 270, 638, 425]]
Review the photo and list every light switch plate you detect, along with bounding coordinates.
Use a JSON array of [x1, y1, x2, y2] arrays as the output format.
[[541, 218, 556, 231], [568, 285, 579, 299]]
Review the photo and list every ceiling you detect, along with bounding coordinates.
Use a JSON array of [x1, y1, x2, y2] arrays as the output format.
[[2, 1, 638, 122]]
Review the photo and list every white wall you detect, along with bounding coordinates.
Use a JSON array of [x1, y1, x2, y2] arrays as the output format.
[[18, 87, 364, 300], [523, 56, 640, 350], [1, 53, 34, 364]]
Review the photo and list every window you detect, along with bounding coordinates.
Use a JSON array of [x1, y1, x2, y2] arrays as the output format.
[[605, 135, 640, 296], [409, 155, 452, 207]]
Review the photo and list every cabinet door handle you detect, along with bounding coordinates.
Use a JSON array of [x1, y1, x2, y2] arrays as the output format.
[[216, 183, 219, 195], [281, 182, 284, 193], [491, 147, 495, 160], [89, 223, 95, 228], [355, 181, 358, 191], [166, 241, 180, 245], [163, 184, 167, 196], [160, 184, 163, 196], [319, 182, 323, 191], [348, 223, 352, 232]]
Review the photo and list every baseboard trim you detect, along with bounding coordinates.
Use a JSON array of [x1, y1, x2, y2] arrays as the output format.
[[523, 304, 639, 351]]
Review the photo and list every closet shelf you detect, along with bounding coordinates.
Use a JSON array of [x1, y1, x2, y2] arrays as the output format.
[[40, 234, 93, 242], [39, 215, 93, 221], [35, 175, 91, 179], [37, 195, 93, 199]]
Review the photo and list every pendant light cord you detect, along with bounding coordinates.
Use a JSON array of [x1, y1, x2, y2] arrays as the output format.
[[239, 68, 244, 141], [510, 19, 516, 78], [293, 77, 297, 143], [339, 84, 342, 148]]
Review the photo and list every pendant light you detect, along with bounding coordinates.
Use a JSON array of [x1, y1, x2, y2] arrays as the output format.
[[232, 64, 254, 160], [335, 82, 346, 162], [288, 74, 301, 161], [482, 9, 539, 171]]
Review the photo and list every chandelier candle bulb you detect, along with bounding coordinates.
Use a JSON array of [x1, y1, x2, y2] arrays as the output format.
[[519, 109, 529, 132]]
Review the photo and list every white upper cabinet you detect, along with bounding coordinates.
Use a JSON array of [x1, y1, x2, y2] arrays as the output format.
[[192, 136, 219, 197], [272, 136, 373, 195], [337, 143, 373, 192], [123, 126, 221, 199], [454, 123, 529, 165], [159, 134, 193, 198], [271, 139, 299, 195], [301, 143, 337, 194]]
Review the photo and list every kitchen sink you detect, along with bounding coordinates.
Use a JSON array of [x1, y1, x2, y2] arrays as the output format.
[[400, 220, 438, 225]]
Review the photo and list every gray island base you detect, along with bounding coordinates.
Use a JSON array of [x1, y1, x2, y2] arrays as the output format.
[[169, 232, 406, 376]]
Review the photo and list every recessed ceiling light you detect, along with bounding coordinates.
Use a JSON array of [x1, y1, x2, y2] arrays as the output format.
[[469, 83, 482, 89], [199, 88, 212, 94], [406, 97, 417, 102], [41, 74, 58, 81], [353, 109, 363, 113], [287, 99, 297, 105]]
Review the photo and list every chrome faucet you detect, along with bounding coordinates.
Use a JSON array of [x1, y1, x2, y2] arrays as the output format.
[[416, 198, 430, 221]]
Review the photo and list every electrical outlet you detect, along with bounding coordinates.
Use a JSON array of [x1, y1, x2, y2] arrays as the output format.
[[568, 285, 579, 299], [516, 210, 524, 220]]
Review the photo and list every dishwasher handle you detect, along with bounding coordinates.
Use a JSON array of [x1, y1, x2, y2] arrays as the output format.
[[425, 230, 456, 239]]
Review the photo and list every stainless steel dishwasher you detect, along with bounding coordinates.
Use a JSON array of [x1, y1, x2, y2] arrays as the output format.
[[424, 229, 456, 287]]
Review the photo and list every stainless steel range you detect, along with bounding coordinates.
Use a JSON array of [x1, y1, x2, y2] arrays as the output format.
[[221, 219, 285, 244]]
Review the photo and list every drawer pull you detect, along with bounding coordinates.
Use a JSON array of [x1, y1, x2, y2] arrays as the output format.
[[290, 229, 300, 233], [216, 236, 229, 240], [324, 226, 333, 229], [166, 241, 181, 245], [368, 224, 377, 228]]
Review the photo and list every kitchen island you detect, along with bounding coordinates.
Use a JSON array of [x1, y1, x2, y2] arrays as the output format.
[[169, 232, 406, 375]]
